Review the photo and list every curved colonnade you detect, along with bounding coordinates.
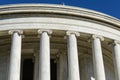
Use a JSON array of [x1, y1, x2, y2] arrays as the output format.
[[0, 4, 120, 80]]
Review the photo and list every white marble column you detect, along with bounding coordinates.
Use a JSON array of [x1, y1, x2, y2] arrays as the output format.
[[59, 52, 68, 80], [92, 35, 106, 80], [38, 30, 52, 80], [34, 51, 39, 80], [8, 30, 23, 80], [112, 41, 120, 80], [66, 31, 80, 80]]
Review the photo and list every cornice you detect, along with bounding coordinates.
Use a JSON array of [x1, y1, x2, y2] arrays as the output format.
[[0, 4, 120, 27]]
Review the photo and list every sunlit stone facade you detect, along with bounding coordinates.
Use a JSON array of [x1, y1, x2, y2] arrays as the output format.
[[0, 4, 120, 80]]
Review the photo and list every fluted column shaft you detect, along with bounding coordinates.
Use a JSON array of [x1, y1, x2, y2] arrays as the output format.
[[38, 30, 52, 80], [113, 41, 120, 80], [67, 31, 80, 80], [92, 35, 106, 80], [8, 30, 23, 80]]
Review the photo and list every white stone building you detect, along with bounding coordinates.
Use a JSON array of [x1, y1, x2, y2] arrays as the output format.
[[0, 4, 120, 80]]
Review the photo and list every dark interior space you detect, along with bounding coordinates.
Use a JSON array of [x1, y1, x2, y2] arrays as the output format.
[[51, 59, 57, 80], [22, 59, 34, 80], [22, 58, 57, 80]]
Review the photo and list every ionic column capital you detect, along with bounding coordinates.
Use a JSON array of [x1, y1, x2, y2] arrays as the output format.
[[113, 40, 120, 45], [38, 30, 52, 35], [66, 31, 80, 37], [109, 40, 120, 46], [92, 35, 104, 41], [8, 30, 23, 35]]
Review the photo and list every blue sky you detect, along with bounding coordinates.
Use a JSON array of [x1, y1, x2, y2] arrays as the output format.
[[0, 0, 120, 19]]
